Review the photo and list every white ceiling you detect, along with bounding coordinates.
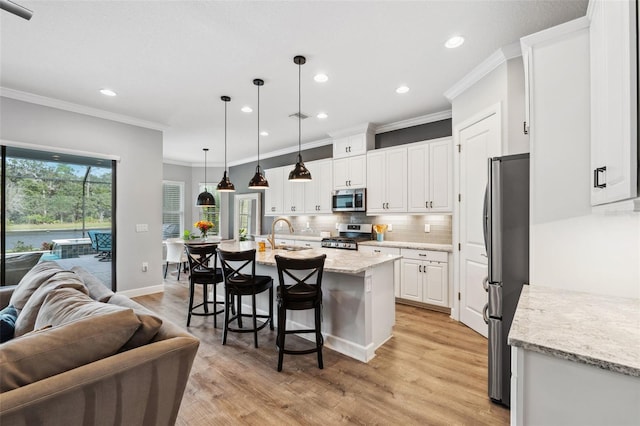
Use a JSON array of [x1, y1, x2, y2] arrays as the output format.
[[0, 0, 588, 166]]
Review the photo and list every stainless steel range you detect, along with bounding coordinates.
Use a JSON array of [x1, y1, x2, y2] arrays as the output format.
[[321, 223, 372, 250]]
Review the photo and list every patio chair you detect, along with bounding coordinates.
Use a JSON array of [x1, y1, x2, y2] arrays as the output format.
[[95, 232, 112, 261]]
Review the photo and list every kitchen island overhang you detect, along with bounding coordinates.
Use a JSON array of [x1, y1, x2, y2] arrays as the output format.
[[217, 241, 401, 362]]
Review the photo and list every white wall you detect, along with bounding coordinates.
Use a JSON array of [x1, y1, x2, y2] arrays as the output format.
[[527, 24, 640, 300], [451, 57, 529, 156], [1, 97, 164, 294]]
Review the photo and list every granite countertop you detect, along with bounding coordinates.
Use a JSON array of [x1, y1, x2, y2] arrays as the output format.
[[508, 285, 640, 377], [358, 240, 453, 252], [219, 241, 400, 275]]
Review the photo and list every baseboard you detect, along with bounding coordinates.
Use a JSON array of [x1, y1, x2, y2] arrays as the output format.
[[118, 284, 164, 298], [395, 298, 451, 314]]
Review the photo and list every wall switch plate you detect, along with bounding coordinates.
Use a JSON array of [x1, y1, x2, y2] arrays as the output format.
[[424, 224, 431, 233], [142, 262, 148, 272], [136, 224, 148, 232], [387, 224, 393, 232]]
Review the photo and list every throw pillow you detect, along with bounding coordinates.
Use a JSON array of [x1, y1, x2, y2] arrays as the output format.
[[0, 307, 140, 392], [13, 271, 88, 337], [108, 294, 163, 350], [8, 261, 64, 312], [71, 266, 114, 302], [0, 305, 18, 343]]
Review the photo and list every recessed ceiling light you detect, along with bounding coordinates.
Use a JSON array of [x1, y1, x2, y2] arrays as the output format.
[[445, 35, 465, 49], [396, 86, 410, 94], [260, 131, 269, 136], [314, 73, 329, 83], [241, 106, 253, 113], [317, 112, 328, 119], [99, 88, 117, 97]]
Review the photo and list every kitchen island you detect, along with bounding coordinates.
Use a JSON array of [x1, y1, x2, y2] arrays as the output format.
[[508, 285, 640, 425], [218, 241, 401, 362]]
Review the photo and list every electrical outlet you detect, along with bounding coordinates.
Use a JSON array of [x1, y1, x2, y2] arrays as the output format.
[[424, 224, 431, 233], [387, 224, 393, 232], [142, 262, 148, 272]]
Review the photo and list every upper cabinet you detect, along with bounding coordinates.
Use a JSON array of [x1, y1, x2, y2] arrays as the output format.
[[331, 125, 375, 159], [303, 159, 333, 214], [333, 155, 367, 190], [367, 147, 408, 213], [590, 0, 638, 205], [264, 166, 285, 216], [407, 138, 453, 213]]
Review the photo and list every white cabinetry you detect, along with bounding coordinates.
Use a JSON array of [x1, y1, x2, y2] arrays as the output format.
[[407, 138, 453, 213], [400, 249, 448, 308], [358, 245, 401, 297], [590, 0, 638, 205], [303, 159, 333, 214], [282, 176, 305, 214], [332, 131, 374, 159], [264, 167, 284, 216], [366, 147, 407, 213], [333, 155, 367, 190], [295, 239, 322, 249]]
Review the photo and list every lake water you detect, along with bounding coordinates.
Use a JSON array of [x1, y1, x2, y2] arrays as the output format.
[[5, 229, 110, 251]]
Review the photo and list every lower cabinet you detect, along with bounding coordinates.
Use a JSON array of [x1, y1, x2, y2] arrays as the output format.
[[400, 249, 448, 308], [358, 245, 401, 297]]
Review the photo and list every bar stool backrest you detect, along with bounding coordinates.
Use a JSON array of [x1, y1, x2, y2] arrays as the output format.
[[218, 249, 257, 285], [185, 244, 217, 274], [275, 255, 326, 306]]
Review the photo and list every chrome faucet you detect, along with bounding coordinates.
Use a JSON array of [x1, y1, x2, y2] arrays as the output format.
[[268, 217, 294, 249]]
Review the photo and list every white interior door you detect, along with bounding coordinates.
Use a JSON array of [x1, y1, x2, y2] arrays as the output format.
[[458, 112, 501, 337]]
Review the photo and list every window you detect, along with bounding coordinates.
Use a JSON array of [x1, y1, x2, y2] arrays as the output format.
[[197, 183, 220, 237], [162, 181, 184, 239], [1, 146, 115, 289]]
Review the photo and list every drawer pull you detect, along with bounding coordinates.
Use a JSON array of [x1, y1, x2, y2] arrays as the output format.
[[418, 253, 427, 257]]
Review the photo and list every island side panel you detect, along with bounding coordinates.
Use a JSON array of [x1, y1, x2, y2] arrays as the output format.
[[368, 261, 395, 354]]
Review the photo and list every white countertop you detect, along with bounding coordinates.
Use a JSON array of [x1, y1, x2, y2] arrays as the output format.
[[219, 241, 400, 275], [257, 234, 453, 252], [508, 285, 640, 377], [358, 240, 453, 252]]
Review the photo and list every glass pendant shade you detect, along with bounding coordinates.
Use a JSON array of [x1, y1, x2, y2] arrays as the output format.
[[248, 78, 269, 189], [249, 165, 270, 189], [217, 95, 235, 193], [196, 147, 215, 206], [288, 155, 312, 181], [289, 55, 312, 182], [216, 170, 235, 192]]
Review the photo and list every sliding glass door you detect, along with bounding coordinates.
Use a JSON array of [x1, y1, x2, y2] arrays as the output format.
[[1, 146, 116, 290]]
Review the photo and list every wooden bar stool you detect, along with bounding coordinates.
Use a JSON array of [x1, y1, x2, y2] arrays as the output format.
[[274, 254, 326, 372], [218, 248, 274, 348]]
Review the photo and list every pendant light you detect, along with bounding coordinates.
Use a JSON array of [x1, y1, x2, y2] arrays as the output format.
[[217, 95, 236, 192], [196, 148, 216, 206], [248, 79, 269, 189], [288, 55, 312, 182]]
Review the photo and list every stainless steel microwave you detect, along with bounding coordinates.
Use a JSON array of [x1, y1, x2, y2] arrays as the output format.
[[332, 188, 366, 212]]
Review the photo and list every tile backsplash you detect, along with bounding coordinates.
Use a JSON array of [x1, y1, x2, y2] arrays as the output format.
[[268, 213, 452, 245]]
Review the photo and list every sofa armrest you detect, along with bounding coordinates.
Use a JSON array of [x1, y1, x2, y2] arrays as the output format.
[[0, 286, 16, 309], [0, 336, 199, 426]]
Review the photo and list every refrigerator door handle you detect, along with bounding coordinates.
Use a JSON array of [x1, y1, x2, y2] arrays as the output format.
[[482, 183, 489, 256], [482, 276, 489, 291]]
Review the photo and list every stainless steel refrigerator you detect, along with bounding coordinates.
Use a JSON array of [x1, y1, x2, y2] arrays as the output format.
[[483, 153, 529, 407]]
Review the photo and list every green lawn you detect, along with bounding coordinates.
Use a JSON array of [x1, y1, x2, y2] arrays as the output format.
[[7, 221, 111, 231]]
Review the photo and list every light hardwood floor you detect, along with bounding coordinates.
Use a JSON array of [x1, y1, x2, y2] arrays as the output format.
[[134, 273, 509, 425]]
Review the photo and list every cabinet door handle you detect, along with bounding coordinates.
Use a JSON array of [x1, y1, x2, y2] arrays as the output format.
[[374, 249, 381, 253], [419, 265, 422, 272], [594, 166, 607, 188], [523, 121, 528, 135], [430, 201, 433, 208], [345, 146, 349, 153], [425, 201, 428, 208]]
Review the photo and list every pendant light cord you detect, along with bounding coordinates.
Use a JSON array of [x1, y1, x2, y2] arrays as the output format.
[[204, 149, 208, 189], [224, 101, 228, 172], [257, 83, 261, 168], [298, 59, 302, 161]]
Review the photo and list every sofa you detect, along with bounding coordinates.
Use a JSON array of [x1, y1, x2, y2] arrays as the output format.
[[0, 261, 199, 426]]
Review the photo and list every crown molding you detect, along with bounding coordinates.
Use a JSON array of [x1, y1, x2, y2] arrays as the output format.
[[0, 87, 169, 131], [443, 42, 523, 101], [374, 110, 452, 134], [520, 16, 589, 50], [328, 123, 374, 139]]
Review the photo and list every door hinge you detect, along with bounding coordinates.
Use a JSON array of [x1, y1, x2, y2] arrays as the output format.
[[458, 243, 461, 251], [458, 193, 461, 202], [458, 292, 461, 301], [457, 144, 461, 153]]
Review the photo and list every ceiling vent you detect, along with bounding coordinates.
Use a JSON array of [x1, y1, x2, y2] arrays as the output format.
[[289, 112, 309, 120]]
